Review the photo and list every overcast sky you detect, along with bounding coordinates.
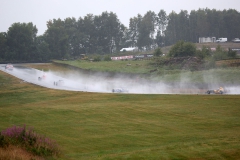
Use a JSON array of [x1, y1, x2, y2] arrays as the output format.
[[1, 0, 240, 35]]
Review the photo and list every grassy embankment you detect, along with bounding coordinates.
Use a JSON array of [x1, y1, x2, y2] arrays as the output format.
[[53, 60, 152, 74], [49, 60, 240, 85], [1, 65, 240, 159]]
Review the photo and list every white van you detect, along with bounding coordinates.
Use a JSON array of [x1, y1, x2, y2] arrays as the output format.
[[216, 38, 227, 43]]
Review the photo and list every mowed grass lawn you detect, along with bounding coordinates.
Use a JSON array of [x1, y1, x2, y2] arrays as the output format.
[[54, 60, 153, 74], [0, 70, 240, 160]]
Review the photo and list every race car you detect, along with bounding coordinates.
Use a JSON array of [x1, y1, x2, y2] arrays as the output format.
[[54, 80, 64, 86], [206, 87, 225, 94], [5, 64, 13, 70], [112, 88, 129, 93], [38, 74, 46, 81]]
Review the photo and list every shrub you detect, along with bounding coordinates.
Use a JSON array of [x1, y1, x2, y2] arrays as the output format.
[[103, 55, 112, 61], [169, 41, 196, 57], [93, 56, 101, 62], [228, 48, 237, 58], [196, 46, 212, 59], [154, 47, 163, 57], [213, 50, 228, 60], [204, 58, 216, 69], [1, 125, 60, 157]]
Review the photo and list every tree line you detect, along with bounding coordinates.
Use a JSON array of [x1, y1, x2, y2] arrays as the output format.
[[0, 8, 240, 62]]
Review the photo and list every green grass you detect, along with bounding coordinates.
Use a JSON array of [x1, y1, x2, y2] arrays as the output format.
[[52, 60, 240, 84], [54, 60, 153, 74], [150, 68, 240, 84], [1, 70, 240, 159]]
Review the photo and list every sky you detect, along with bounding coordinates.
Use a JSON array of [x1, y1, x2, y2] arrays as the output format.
[[1, 0, 240, 35]]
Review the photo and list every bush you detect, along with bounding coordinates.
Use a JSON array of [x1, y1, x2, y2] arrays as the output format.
[[212, 46, 228, 60], [154, 47, 163, 57], [228, 48, 237, 58], [196, 46, 212, 59], [204, 58, 216, 69], [169, 41, 196, 57], [103, 55, 112, 61], [93, 56, 101, 62], [0, 125, 60, 157]]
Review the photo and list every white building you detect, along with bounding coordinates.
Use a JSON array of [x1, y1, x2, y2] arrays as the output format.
[[199, 37, 216, 43]]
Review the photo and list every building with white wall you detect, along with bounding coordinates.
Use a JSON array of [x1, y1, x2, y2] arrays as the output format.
[[199, 37, 216, 43]]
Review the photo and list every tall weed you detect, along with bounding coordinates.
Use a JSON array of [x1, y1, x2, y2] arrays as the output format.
[[1, 125, 60, 157]]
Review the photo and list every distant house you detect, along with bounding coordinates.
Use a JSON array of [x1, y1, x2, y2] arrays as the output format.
[[199, 37, 216, 43], [120, 47, 137, 52]]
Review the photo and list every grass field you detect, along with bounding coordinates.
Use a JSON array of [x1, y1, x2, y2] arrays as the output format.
[[1, 67, 240, 160], [53, 60, 153, 74], [45, 60, 240, 85]]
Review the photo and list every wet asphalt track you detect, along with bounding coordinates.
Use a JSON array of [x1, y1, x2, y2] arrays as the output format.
[[0, 64, 107, 93], [1, 64, 240, 94]]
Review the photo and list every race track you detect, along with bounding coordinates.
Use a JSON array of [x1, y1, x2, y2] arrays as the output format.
[[1, 64, 239, 94]]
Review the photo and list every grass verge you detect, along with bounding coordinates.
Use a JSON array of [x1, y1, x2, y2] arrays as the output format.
[[53, 60, 153, 74], [28, 61, 240, 85]]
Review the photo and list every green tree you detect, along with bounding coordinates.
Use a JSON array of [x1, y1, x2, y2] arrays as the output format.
[[6, 22, 38, 61], [164, 8, 240, 45], [93, 12, 124, 54], [205, 9, 222, 38], [118, 25, 129, 49], [188, 10, 198, 43], [64, 17, 78, 57], [227, 48, 237, 58], [156, 9, 168, 47], [106, 12, 125, 54], [154, 47, 163, 57], [128, 15, 142, 48], [78, 14, 97, 54], [198, 45, 211, 59], [169, 41, 196, 57], [137, 11, 156, 50], [35, 35, 50, 61], [157, 9, 168, 36], [103, 55, 112, 61], [45, 18, 69, 59], [0, 32, 7, 61], [178, 10, 190, 41], [223, 9, 240, 40], [165, 10, 190, 45], [212, 45, 227, 60], [165, 11, 178, 45]]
